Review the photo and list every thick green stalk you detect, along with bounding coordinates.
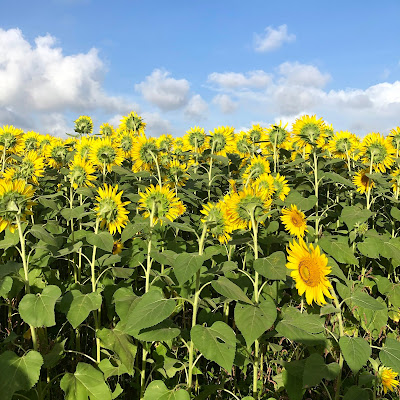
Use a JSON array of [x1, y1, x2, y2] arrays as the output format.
[[144, 205, 155, 293], [313, 150, 320, 241], [366, 152, 374, 210]]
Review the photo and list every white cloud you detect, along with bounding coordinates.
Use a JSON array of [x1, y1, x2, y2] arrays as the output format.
[[212, 94, 237, 114], [208, 70, 271, 89], [184, 94, 208, 120], [141, 112, 171, 137], [254, 24, 295, 53], [278, 62, 331, 88], [135, 69, 190, 111]]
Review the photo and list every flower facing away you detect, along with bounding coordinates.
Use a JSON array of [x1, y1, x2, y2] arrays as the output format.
[[328, 131, 358, 160], [353, 169, 374, 194], [89, 137, 124, 172], [200, 201, 233, 244], [0, 125, 23, 155], [131, 135, 158, 173], [138, 184, 186, 226], [360, 132, 395, 173], [68, 155, 97, 189], [281, 204, 308, 238], [0, 179, 35, 233], [209, 126, 235, 156], [119, 111, 146, 135], [74, 116, 93, 135], [273, 173, 290, 201], [266, 121, 290, 147], [242, 155, 271, 183], [94, 184, 130, 235], [45, 138, 69, 169], [286, 238, 333, 305], [99, 123, 115, 137], [292, 115, 325, 149], [379, 366, 399, 394], [183, 127, 207, 153], [4, 151, 45, 185]]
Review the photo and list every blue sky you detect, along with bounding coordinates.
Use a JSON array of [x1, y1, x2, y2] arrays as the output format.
[[1, 0, 400, 137]]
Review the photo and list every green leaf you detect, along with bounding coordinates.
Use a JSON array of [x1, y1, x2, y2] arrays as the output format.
[[391, 206, 400, 221], [380, 338, 400, 373], [318, 236, 358, 265], [0, 230, 19, 250], [54, 241, 83, 257], [98, 359, 129, 380], [191, 321, 236, 371], [135, 320, 181, 342], [212, 276, 252, 304], [351, 290, 385, 310], [0, 261, 22, 279], [29, 225, 58, 247], [303, 354, 340, 387], [60, 362, 112, 400], [324, 171, 355, 187], [253, 251, 287, 280], [234, 296, 277, 347], [43, 338, 67, 369], [0, 350, 43, 400], [173, 252, 205, 285], [97, 328, 137, 375], [121, 221, 146, 243], [87, 231, 114, 253], [380, 238, 400, 266], [357, 237, 383, 259], [343, 386, 368, 400], [19, 285, 61, 327], [340, 206, 372, 231], [0, 276, 13, 298], [60, 290, 102, 329], [339, 336, 371, 374], [123, 290, 176, 334], [61, 205, 87, 221], [144, 380, 190, 400], [284, 191, 317, 211]]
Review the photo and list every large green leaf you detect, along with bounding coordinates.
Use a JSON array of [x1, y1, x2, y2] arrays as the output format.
[[123, 290, 176, 334], [144, 380, 190, 400], [234, 296, 277, 347], [29, 225, 58, 247], [173, 252, 206, 285], [61, 205, 87, 221], [303, 353, 340, 387], [318, 237, 358, 265], [86, 231, 114, 253], [339, 336, 371, 374], [60, 290, 102, 329], [0, 276, 13, 298], [19, 285, 61, 327], [191, 321, 236, 371], [0, 350, 43, 400], [284, 191, 317, 211], [97, 328, 137, 375], [351, 290, 385, 310], [340, 206, 372, 231], [60, 362, 112, 400], [380, 238, 400, 266], [212, 276, 252, 304], [379, 338, 400, 373], [112, 287, 139, 322], [253, 251, 287, 280], [0, 261, 22, 279], [135, 320, 181, 342]]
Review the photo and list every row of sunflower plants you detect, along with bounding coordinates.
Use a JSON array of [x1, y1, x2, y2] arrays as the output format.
[[1, 113, 400, 399]]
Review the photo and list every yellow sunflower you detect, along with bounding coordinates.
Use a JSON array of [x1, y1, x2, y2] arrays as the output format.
[[75, 136, 93, 160], [360, 132, 395, 173], [209, 126, 235, 156], [328, 131, 358, 160], [183, 127, 207, 153], [253, 173, 275, 198], [68, 155, 97, 189], [157, 134, 175, 153], [391, 169, 400, 197], [131, 134, 158, 173], [89, 137, 124, 172], [0, 179, 35, 233], [38, 134, 53, 156], [242, 155, 271, 184], [45, 138, 69, 169], [247, 124, 265, 144], [165, 160, 189, 187], [233, 132, 253, 157], [286, 238, 333, 305], [138, 184, 186, 226], [273, 173, 290, 201], [353, 169, 374, 194], [3, 151, 45, 185], [265, 121, 290, 148], [379, 366, 399, 394], [119, 111, 146, 135], [389, 127, 400, 158], [74, 116, 93, 135], [281, 205, 308, 238], [94, 184, 130, 235], [0, 125, 23, 166], [99, 123, 115, 137], [115, 130, 136, 158], [112, 240, 124, 255], [292, 115, 325, 149], [200, 201, 233, 244], [19, 131, 41, 153]]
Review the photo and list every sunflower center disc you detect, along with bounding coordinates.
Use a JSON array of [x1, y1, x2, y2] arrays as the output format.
[[298, 258, 320, 287]]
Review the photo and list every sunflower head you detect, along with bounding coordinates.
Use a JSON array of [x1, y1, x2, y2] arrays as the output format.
[[119, 111, 146, 134], [281, 204, 308, 238], [361, 132, 395, 173], [68, 155, 97, 189], [89, 137, 124, 172], [7, 151, 45, 185], [200, 202, 232, 244], [254, 173, 275, 198], [165, 160, 189, 187], [248, 124, 264, 143], [184, 127, 206, 152], [389, 127, 400, 149], [74, 116, 93, 135], [157, 134, 175, 152], [46, 139, 69, 169], [353, 169, 374, 194], [131, 135, 158, 172], [292, 115, 325, 148], [273, 173, 290, 201], [286, 238, 333, 305], [242, 155, 271, 183], [21, 131, 41, 153], [112, 240, 124, 255], [391, 169, 400, 193], [100, 123, 115, 137], [379, 366, 399, 394], [328, 131, 358, 159], [209, 126, 235, 156], [0, 125, 23, 154], [267, 121, 289, 147]]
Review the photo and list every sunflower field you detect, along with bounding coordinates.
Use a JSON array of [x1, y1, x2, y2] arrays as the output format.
[[1, 112, 400, 400]]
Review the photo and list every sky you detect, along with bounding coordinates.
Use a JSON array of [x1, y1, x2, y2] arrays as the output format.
[[1, 0, 400, 137]]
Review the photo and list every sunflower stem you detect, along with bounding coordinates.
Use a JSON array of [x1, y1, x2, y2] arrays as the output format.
[[313, 150, 320, 241], [145, 204, 155, 293], [366, 152, 374, 210], [149, 150, 162, 188]]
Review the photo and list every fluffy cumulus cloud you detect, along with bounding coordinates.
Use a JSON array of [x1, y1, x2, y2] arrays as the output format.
[[212, 94, 237, 114], [135, 69, 190, 111], [0, 28, 134, 135], [207, 70, 271, 90], [254, 24, 295, 53], [184, 94, 208, 120]]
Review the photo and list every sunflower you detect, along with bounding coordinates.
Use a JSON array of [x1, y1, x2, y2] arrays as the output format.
[[209, 126, 235, 156], [131, 135, 158, 173], [3, 151, 45, 185], [379, 366, 399, 394], [360, 132, 395, 173], [233, 132, 253, 157], [266, 121, 290, 148], [89, 137, 124, 172], [119, 111, 146, 135], [292, 115, 325, 149], [165, 160, 189, 187], [183, 127, 207, 153], [353, 169, 374, 194], [225, 186, 272, 230], [253, 173, 275, 198], [138, 184, 186, 226], [242, 155, 271, 184], [200, 201, 233, 244], [19, 131, 41, 153], [286, 238, 333, 305], [0, 179, 35, 233], [248, 124, 265, 144], [0, 125, 23, 156], [157, 134, 175, 153], [99, 123, 115, 137], [45, 138, 69, 169], [74, 116, 93, 135], [281, 205, 308, 238], [273, 173, 290, 201], [389, 127, 400, 158], [173, 138, 185, 156], [391, 169, 400, 196], [328, 131, 358, 160], [38, 134, 53, 156], [116, 130, 136, 158], [94, 184, 130, 235], [75, 136, 93, 160], [112, 240, 124, 255], [68, 155, 97, 189], [316, 123, 334, 150]]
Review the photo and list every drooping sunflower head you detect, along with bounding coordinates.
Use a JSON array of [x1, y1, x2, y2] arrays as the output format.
[[20, 131, 41, 153], [248, 124, 264, 143], [286, 238, 333, 305], [45, 138, 69, 169], [74, 116, 93, 135], [119, 111, 146, 135], [209, 126, 235, 156], [68, 155, 97, 189], [328, 131, 358, 159], [292, 115, 325, 148], [89, 137, 124, 172], [165, 160, 189, 187], [38, 134, 53, 156], [225, 186, 272, 230], [0, 179, 35, 232], [116, 130, 136, 157], [273, 173, 290, 201], [94, 184, 130, 235], [254, 173, 276, 198], [183, 127, 207, 152], [0, 125, 23, 155], [200, 201, 233, 244], [157, 134, 175, 152], [281, 204, 308, 238], [242, 155, 271, 183], [379, 366, 399, 394], [234, 131, 253, 157], [131, 135, 158, 173], [361, 132, 395, 173], [138, 184, 186, 226], [353, 168, 374, 194], [100, 123, 115, 137], [266, 121, 290, 147], [4, 151, 45, 185]]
